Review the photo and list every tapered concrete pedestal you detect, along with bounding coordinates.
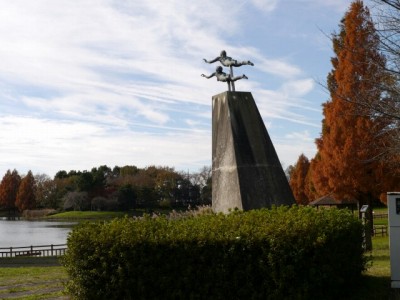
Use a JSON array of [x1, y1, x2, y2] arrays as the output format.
[[212, 91, 295, 213]]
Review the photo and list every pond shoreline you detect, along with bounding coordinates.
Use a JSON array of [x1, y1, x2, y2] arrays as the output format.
[[0, 219, 75, 248]]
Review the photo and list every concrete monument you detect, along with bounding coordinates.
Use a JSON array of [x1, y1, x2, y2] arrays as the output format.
[[202, 51, 295, 213]]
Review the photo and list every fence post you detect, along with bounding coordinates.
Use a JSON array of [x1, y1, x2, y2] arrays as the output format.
[[10, 247, 12, 257], [51, 244, 53, 256]]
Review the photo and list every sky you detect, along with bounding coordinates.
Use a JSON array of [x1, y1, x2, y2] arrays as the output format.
[[0, 0, 363, 177]]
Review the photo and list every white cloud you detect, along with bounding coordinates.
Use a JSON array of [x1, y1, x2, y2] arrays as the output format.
[[185, 119, 201, 127], [285, 130, 314, 142], [274, 130, 317, 166], [252, 78, 319, 128], [299, 0, 350, 12], [250, 0, 279, 12], [0, 0, 337, 176], [257, 57, 302, 78], [280, 79, 314, 97], [0, 116, 210, 176]]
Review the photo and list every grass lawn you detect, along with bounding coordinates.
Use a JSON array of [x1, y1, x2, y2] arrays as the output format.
[[351, 235, 391, 300], [373, 206, 388, 214], [0, 258, 67, 300], [45, 210, 133, 220]]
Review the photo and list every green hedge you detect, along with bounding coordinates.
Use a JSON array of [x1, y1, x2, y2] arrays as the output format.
[[63, 206, 366, 300]]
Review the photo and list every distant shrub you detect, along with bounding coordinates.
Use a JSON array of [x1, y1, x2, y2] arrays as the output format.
[[63, 206, 365, 300]]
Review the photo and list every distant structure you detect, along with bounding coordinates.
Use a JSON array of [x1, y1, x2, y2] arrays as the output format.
[[203, 51, 295, 213]]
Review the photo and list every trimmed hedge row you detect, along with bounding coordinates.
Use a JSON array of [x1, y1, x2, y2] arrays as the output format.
[[63, 206, 366, 300]]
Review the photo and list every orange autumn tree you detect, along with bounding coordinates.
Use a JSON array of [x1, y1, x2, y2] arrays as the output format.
[[289, 154, 311, 205], [305, 155, 322, 202], [312, 0, 394, 211], [16, 170, 36, 212]]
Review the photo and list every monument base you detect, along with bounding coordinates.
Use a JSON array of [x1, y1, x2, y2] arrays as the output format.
[[212, 91, 295, 213]]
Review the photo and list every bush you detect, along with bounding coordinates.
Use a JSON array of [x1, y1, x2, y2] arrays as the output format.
[[63, 206, 366, 300]]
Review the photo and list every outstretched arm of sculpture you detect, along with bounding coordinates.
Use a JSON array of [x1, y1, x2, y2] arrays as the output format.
[[201, 73, 216, 79], [203, 57, 220, 64]]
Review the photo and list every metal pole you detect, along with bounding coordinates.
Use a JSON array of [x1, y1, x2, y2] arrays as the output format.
[[230, 66, 235, 91]]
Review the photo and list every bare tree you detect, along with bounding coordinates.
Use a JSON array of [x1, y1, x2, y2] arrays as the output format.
[[62, 191, 89, 211], [369, 0, 400, 160]]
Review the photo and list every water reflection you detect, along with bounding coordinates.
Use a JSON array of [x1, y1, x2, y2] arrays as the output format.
[[0, 219, 76, 248]]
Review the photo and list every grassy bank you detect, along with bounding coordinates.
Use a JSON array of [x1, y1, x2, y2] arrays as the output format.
[[45, 210, 133, 220], [45, 208, 180, 220]]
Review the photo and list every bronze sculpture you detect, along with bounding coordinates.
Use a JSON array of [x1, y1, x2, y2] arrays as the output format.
[[202, 50, 253, 91], [201, 66, 248, 91], [203, 50, 254, 67]]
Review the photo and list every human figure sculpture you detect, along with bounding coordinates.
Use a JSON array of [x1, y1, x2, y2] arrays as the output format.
[[201, 66, 248, 91], [203, 50, 254, 67]]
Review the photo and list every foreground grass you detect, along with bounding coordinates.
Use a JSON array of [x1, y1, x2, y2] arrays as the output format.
[[0, 259, 67, 299], [347, 206, 391, 299], [367, 236, 391, 277], [350, 236, 391, 300]]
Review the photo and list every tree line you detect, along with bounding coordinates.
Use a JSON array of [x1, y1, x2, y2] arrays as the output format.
[[289, 1, 400, 212], [0, 165, 212, 215]]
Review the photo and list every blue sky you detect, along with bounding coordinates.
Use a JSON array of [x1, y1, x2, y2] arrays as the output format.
[[0, 0, 362, 177]]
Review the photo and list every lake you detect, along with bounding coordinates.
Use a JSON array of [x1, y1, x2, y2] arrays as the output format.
[[0, 219, 76, 248]]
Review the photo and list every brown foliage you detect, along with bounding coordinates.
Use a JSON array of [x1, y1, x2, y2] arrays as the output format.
[[0, 169, 21, 210], [16, 170, 36, 212], [311, 1, 400, 204], [289, 154, 311, 205]]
